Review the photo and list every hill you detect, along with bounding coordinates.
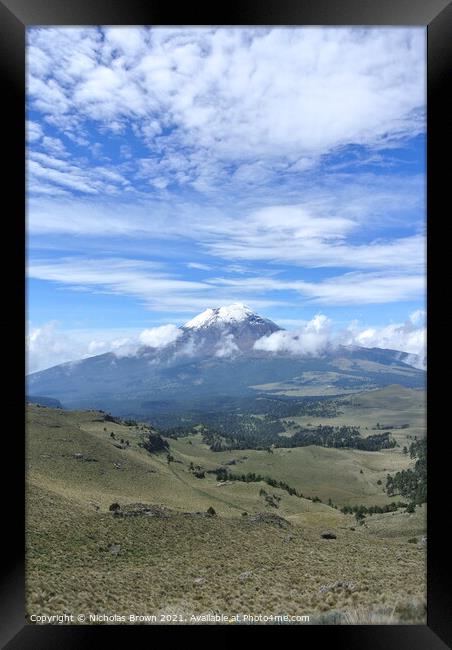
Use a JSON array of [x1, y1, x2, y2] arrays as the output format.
[[26, 403, 426, 624]]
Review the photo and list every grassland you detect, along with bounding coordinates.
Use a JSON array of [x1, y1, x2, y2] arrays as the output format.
[[26, 391, 427, 625], [276, 385, 425, 451]]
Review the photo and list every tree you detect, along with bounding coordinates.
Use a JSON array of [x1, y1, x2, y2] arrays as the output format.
[[386, 439, 426, 504], [142, 432, 169, 454]]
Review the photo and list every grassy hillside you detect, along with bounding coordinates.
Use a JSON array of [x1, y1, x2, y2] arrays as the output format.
[[26, 403, 426, 625], [278, 385, 425, 451], [171, 435, 415, 508]]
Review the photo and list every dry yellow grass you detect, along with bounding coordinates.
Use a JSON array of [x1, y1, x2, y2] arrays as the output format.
[[26, 405, 426, 625]]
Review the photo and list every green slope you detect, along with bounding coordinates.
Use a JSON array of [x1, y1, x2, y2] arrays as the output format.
[[26, 404, 426, 624]]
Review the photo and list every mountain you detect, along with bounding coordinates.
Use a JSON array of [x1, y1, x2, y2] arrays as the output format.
[[180, 303, 281, 354], [26, 395, 64, 409], [27, 303, 425, 416]]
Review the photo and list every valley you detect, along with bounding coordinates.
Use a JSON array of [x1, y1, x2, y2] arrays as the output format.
[[26, 382, 426, 625]]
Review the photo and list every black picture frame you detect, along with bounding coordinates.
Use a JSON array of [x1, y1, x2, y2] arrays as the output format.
[[2, 1, 450, 646]]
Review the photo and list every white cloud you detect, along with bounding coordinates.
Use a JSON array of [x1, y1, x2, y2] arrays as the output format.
[[27, 174, 425, 277], [254, 314, 332, 356], [27, 320, 185, 373], [187, 262, 212, 271], [27, 27, 425, 192], [341, 310, 426, 367], [26, 256, 218, 311], [211, 271, 425, 305], [203, 200, 425, 272], [296, 272, 425, 305], [25, 28, 426, 328], [26, 321, 149, 373], [28, 159, 99, 194], [214, 333, 239, 358], [27, 151, 131, 197], [41, 136, 67, 157], [138, 324, 182, 348], [27, 321, 79, 373], [254, 310, 426, 367], [26, 120, 43, 142], [27, 251, 424, 314], [26, 256, 289, 314]]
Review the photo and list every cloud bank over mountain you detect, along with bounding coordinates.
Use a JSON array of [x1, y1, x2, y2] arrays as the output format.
[[27, 307, 426, 373], [254, 315, 332, 356], [138, 324, 182, 348]]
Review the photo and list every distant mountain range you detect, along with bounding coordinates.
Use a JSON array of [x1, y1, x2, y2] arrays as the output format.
[[27, 303, 425, 416]]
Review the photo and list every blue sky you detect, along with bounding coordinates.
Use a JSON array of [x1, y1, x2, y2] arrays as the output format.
[[26, 27, 426, 371]]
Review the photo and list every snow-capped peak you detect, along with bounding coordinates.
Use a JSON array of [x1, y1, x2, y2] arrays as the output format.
[[183, 303, 257, 330]]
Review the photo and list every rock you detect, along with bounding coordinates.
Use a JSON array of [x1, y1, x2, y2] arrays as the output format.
[[74, 453, 84, 460], [108, 543, 121, 555], [264, 495, 279, 508], [319, 580, 355, 594], [239, 571, 252, 581], [113, 503, 171, 518], [193, 577, 206, 585], [248, 513, 291, 529], [321, 531, 337, 539]]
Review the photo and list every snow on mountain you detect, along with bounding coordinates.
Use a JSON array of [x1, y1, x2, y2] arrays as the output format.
[[183, 303, 278, 331], [177, 303, 281, 355]]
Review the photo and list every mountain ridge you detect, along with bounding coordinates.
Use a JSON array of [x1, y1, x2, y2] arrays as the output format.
[[27, 304, 425, 413]]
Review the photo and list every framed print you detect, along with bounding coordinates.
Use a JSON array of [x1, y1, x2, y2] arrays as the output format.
[[1, 0, 451, 647]]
